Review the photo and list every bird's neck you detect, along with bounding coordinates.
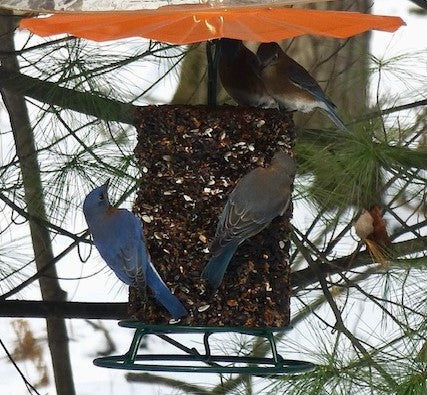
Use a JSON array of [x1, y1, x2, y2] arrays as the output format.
[[107, 205, 118, 215], [85, 205, 111, 225]]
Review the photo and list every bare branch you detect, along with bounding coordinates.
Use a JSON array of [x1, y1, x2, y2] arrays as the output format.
[[291, 236, 427, 292], [0, 300, 128, 320], [0, 338, 41, 395], [126, 372, 211, 395]]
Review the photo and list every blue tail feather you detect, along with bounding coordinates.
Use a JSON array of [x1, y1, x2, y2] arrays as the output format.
[[201, 242, 239, 290], [146, 263, 187, 319], [323, 103, 348, 131]]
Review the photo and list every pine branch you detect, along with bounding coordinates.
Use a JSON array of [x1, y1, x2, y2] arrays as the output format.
[[0, 238, 86, 300], [0, 191, 89, 243], [293, 232, 398, 389], [0, 36, 75, 57], [0, 67, 135, 125], [291, 236, 427, 292], [357, 100, 427, 123]]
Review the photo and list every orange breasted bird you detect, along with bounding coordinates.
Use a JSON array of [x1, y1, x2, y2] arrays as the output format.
[[256, 41, 348, 130], [202, 151, 295, 290], [218, 38, 276, 108], [354, 205, 391, 266]]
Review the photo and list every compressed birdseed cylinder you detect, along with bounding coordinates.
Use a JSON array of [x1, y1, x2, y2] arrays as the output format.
[[132, 104, 294, 328]]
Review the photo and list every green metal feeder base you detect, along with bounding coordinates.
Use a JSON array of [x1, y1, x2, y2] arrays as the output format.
[[93, 320, 315, 375]]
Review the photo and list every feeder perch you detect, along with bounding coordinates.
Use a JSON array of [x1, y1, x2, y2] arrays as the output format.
[[93, 321, 316, 375]]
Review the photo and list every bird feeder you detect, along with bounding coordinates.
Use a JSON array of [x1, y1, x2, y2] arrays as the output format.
[[93, 104, 305, 375], [132, 104, 294, 328]]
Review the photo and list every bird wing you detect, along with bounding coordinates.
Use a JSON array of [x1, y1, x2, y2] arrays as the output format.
[[212, 168, 288, 253], [287, 61, 336, 109], [108, 210, 148, 287]]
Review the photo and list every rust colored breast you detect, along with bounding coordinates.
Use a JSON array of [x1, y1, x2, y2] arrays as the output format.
[[107, 206, 119, 216]]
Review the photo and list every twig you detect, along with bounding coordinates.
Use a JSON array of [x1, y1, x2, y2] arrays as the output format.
[[126, 372, 211, 395], [0, 337, 41, 395], [0, 191, 90, 243], [351, 99, 427, 124], [85, 320, 117, 356], [292, 233, 398, 389], [291, 236, 427, 292], [0, 238, 86, 300]]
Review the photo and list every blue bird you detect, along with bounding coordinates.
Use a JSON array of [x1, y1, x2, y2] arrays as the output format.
[[83, 180, 187, 319], [256, 42, 348, 131], [202, 151, 296, 290], [218, 38, 276, 108]]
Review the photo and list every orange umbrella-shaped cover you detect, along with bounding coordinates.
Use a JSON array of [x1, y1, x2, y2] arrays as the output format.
[[15, 0, 405, 44]]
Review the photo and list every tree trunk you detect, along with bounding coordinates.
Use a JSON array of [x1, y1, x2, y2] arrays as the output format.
[[0, 14, 76, 395]]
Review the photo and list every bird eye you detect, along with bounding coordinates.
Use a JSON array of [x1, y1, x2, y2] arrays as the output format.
[[99, 193, 104, 201]]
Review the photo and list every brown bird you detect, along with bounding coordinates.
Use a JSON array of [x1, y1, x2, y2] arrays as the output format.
[[202, 151, 296, 290], [257, 41, 347, 130], [218, 38, 276, 108]]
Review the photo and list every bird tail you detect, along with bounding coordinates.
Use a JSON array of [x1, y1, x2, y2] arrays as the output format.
[[323, 102, 348, 131], [365, 239, 390, 267], [201, 242, 239, 291], [146, 262, 187, 319]]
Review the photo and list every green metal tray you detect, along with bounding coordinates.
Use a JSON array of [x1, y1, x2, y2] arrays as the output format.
[[93, 320, 315, 375]]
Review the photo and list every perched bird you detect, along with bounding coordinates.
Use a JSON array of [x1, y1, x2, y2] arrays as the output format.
[[83, 180, 187, 319], [218, 38, 276, 108], [202, 151, 296, 290], [353, 205, 391, 266], [256, 42, 348, 130]]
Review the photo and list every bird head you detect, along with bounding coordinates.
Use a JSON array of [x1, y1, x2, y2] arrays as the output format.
[[83, 179, 111, 219], [272, 151, 297, 177], [256, 42, 281, 69], [219, 38, 242, 59]]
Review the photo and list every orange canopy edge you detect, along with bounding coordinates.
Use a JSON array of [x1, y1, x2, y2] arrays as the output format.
[[19, 6, 405, 44]]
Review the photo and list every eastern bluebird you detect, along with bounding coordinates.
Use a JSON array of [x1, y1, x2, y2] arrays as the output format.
[[218, 38, 276, 108], [201, 151, 296, 290], [256, 42, 348, 131], [83, 180, 187, 319]]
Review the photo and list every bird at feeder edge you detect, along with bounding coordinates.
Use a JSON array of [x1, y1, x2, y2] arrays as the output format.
[[83, 180, 188, 319], [202, 151, 296, 290]]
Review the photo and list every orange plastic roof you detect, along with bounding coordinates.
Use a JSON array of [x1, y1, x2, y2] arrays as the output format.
[[20, 5, 405, 44]]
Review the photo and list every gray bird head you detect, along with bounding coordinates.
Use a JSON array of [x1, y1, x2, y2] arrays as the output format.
[[83, 179, 111, 220], [257, 42, 281, 68], [271, 151, 297, 177]]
